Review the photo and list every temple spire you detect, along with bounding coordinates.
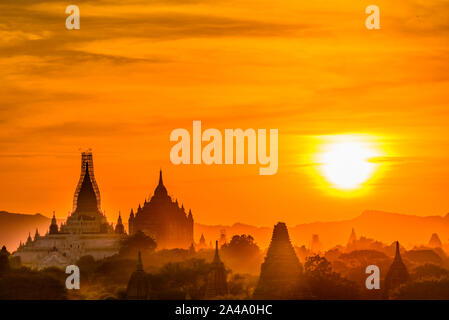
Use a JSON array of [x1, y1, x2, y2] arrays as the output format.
[[74, 161, 100, 214], [154, 169, 168, 197], [49, 211, 59, 235], [137, 251, 143, 271], [394, 241, 402, 261], [384, 241, 409, 298], [205, 241, 227, 298], [126, 251, 150, 299], [115, 211, 125, 234], [26, 232, 32, 244], [213, 241, 221, 263]]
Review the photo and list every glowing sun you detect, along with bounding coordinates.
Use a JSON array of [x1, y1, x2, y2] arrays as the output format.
[[319, 137, 380, 190]]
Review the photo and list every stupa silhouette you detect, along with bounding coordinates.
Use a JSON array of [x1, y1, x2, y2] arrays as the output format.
[[126, 252, 150, 300], [428, 233, 442, 248], [347, 228, 357, 246], [384, 241, 409, 298], [205, 241, 228, 298], [253, 222, 302, 299], [346, 228, 357, 252]]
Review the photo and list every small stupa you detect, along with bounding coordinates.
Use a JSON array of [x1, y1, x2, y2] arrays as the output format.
[[115, 212, 126, 234], [347, 228, 357, 246], [126, 252, 150, 300], [384, 241, 409, 298], [205, 241, 228, 298], [428, 233, 442, 248], [309, 234, 322, 254], [198, 233, 207, 249]]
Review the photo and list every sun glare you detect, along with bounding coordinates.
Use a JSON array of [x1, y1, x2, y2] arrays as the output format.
[[318, 136, 381, 190]]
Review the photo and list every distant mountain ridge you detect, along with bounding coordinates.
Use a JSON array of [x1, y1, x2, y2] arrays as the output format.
[[196, 210, 449, 249], [2, 210, 449, 252], [0, 211, 52, 251]]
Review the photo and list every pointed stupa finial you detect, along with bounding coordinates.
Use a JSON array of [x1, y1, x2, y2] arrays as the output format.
[[154, 169, 168, 197], [137, 251, 143, 271], [213, 240, 221, 263], [394, 241, 402, 262], [27, 232, 32, 243], [189, 242, 195, 254], [347, 227, 357, 246]]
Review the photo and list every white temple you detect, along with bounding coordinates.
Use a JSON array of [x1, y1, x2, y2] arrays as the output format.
[[13, 152, 125, 269]]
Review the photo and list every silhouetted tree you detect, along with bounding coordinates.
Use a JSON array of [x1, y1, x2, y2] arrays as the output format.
[[393, 278, 449, 299], [0, 267, 66, 299], [412, 264, 449, 280], [227, 273, 258, 298], [120, 230, 157, 256], [304, 255, 360, 299], [221, 234, 262, 274], [222, 235, 260, 258], [149, 258, 211, 299], [76, 255, 97, 282]]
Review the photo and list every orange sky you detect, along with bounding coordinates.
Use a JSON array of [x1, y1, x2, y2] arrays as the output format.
[[0, 0, 449, 227]]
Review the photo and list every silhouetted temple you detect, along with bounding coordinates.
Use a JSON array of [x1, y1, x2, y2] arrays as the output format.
[[115, 212, 125, 235], [309, 234, 322, 254], [219, 229, 227, 246], [347, 228, 357, 246], [198, 233, 207, 249], [126, 252, 150, 300], [253, 222, 302, 299], [346, 228, 357, 251], [128, 171, 194, 249], [49, 212, 58, 235], [0, 246, 9, 257], [205, 241, 228, 298], [428, 233, 442, 248], [0, 246, 10, 274], [14, 152, 124, 269], [384, 241, 409, 298], [189, 243, 195, 255]]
